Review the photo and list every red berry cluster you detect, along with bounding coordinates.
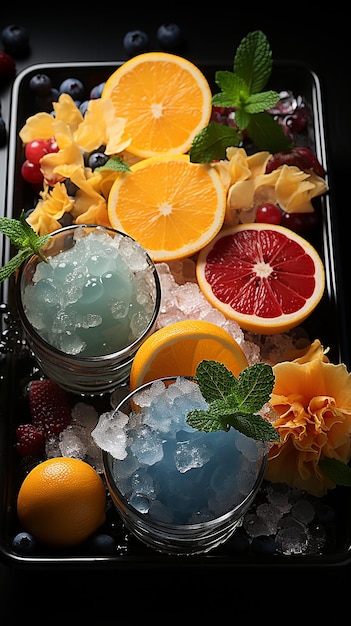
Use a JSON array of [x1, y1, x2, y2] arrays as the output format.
[[21, 138, 59, 186], [15, 379, 72, 457]]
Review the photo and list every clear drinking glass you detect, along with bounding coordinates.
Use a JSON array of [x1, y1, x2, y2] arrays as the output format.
[[102, 376, 267, 555], [16, 224, 161, 395]]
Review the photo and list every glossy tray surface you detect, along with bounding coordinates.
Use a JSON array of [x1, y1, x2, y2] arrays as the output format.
[[1, 61, 350, 568]]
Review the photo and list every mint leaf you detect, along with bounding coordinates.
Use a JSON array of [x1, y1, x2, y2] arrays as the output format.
[[212, 72, 249, 107], [245, 90, 280, 114], [0, 217, 27, 248], [0, 249, 31, 282], [186, 408, 228, 433], [234, 30, 273, 93], [319, 458, 351, 487], [0, 210, 51, 283], [246, 112, 292, 153], [189, 122, 241, 163], [228, 411, 279, 442], [186, 360, 279, 442], [96, 155, 131, 172], [195, 360, 240, 403], [190, 30, 293, 162], [233, 362, 275, 413]]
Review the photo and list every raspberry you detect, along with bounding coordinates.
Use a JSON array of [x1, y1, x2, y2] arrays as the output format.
[[0, 51, 16, 81], [15, 424, 46, 457], [28, 379, 72, 436]]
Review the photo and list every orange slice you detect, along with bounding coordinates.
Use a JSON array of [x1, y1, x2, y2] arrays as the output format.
[[101, 51, 212, 158], [129, 319, 248, 391], [196, 223, 325, 335], [107, 154, 226, 262]]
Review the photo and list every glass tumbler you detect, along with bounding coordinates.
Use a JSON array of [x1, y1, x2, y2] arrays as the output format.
[[16, 224, 161, 395], [101, 376, 267, 555]]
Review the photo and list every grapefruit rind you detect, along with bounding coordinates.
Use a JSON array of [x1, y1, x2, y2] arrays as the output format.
[[196, 223, 325, 335]]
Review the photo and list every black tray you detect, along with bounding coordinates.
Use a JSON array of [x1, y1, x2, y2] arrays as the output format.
[[1, 61, 350, 569]]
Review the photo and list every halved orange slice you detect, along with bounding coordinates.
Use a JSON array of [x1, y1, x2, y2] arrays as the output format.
[[129, 319, 248, 391], [107, 154, 226, 262], [196, 223, 325, 335], [101, 51, 212, 158]]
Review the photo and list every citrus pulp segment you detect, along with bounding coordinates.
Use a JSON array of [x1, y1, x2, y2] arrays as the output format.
[[129, 319, 248, 391], [196, 223, 325, 335], [107, 154, 226, 262], [101, 51, 213, 158]]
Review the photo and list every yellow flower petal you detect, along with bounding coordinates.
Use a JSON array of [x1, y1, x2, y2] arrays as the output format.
[[53, 93, 83, 133], [27, 183, 74, 235], [74, 98, 131, 155], [274, 164, 328, 213], [247, 151, 272, 177], [19, 112, 55, 144], [73, 193, 110, 227]]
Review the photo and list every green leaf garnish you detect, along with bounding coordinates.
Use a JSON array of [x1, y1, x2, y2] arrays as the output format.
[[189, 122, 241, 163], [186, 360, 280, 443], [319, 458, 351, 487], [189, 30, 291, 163], [0, 210, 51, 283], [96, 155, 131, 172]]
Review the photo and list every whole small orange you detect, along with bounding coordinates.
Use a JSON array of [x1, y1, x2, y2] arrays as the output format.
[[17, 457, 106, 548]]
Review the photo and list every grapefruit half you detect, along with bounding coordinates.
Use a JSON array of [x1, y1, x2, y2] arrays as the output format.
[[196, 223, 325, 334]]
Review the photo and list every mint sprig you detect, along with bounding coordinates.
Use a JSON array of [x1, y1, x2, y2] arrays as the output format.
[[0, 210, 51, 283], [186, 360, 280, 443], [189, 30, 292, 163], [96, 155, 131, 173]]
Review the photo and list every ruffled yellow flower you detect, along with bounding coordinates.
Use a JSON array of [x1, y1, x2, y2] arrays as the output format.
[[18, 94, 131, 234], [26, 183, 74, 235], [19, 94, 84, 144], [39, 120, 84, 185], [213, 147, 328, 226], [73, 98, 131, 155], [265, 340, 351, 497]]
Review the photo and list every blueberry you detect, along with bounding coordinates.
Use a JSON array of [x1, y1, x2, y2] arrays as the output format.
[[35, 87, 60, 113], [88, 533, 117, 555], [29, 73, 52, 97], [0, 117, 7, 148], [79, 100, 90, 115], [250, 535, 277, 556], [59, 78, 85, 101], [123, 30, 149, 56], [12, 531, 37, 555], [1, 24, 30, 57], [156, 23, 183, 50], [88, 152, 109, 170], [90, 82, 105, 99]]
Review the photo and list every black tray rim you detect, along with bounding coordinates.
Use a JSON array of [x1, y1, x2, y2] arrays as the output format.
[[1, 59, 351, 569]]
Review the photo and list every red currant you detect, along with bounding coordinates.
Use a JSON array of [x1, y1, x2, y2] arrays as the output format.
[[255, 203, 282, 225], [21, 160, 43, 185], [25, 139, 51, 164], [25, 137, 59, 164]]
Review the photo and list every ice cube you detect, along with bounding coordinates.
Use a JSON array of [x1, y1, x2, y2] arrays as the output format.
[[91, 410, 129, 460]]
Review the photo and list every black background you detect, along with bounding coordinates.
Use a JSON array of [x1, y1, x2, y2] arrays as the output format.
[[0, 6, 350, 616]]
